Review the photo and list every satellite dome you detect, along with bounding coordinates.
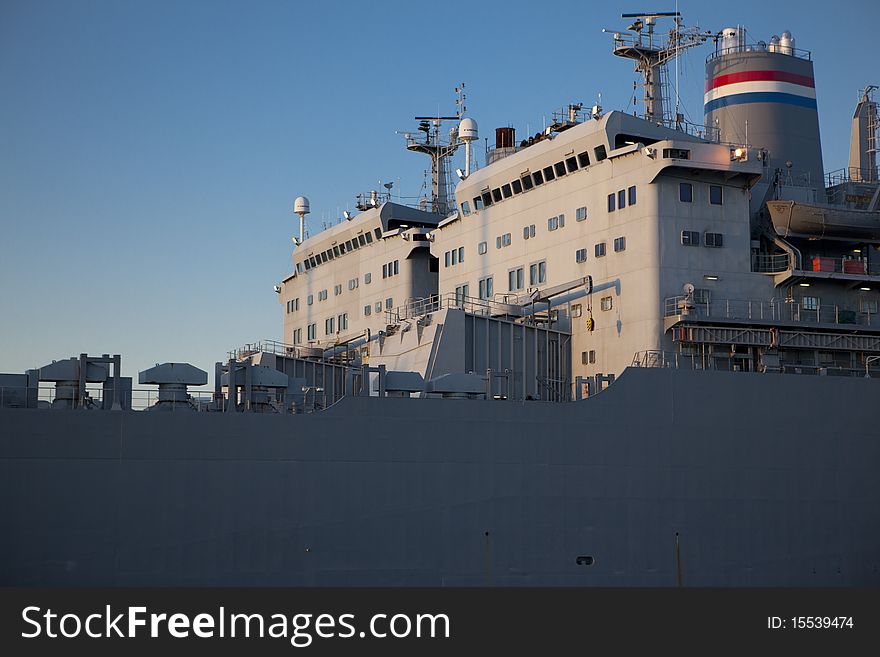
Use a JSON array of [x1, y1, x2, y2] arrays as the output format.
[[459, 118, 478, 142], [293, 196, 310, 215]]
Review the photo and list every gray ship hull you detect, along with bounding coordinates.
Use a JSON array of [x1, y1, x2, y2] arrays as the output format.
[[2, 367, 878, 586]]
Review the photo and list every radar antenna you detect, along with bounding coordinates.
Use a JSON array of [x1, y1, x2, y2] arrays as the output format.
[[605, 12, 712, 126], [403, 86, 466, 215]]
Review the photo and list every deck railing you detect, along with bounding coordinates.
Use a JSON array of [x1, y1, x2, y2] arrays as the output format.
[[664, 296, 877, 327]]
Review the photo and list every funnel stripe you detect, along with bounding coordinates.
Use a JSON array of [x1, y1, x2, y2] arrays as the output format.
[[704, 92, 818, 114], [707, 69, 815, 92]]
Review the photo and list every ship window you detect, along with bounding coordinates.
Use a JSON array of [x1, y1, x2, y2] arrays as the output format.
[[344, 240, 352, 251], [334, 284, 342, 296], [394, 260, 399, 275], [461, 200, 471, 216], [710, 185, 723, 205], [339, 243, 346, 255], [607, 193, 615, 212], [307, 323, 316, 340], [297, 262, 303, 273], [600, 296, 613, 311], [458, 247, 464, 263], [307, 294, 313, 305], [293, 328, 302, 345], [705, 232, 723, 248], [325, 317, 335, 335], [802, 296, 820, 311], [478, 241, 487, 255], [358, 234, 366, 246], [576, 248, 587, 263], [521, 174, 534, 191], [338, 313, 348, 330], [577, 151, 590, 168], [595, 242, 606, 257], [618, 189, 626, 209], [594, 145, 607, 161], [548, 216, 559, 231], [558, 213, 564, 227], [348, 278, 358, 290], [332, 246, 340, 257], [663, 148, 690, 159], [565, 156, 578, 173], [481, 190, 493, 207], [523, 226, 530, 240], [628, 186, 637, 206], [496, 236, 502, 249], [451, 249, 457, 265], [529, 260, 546, 285], [589, 350, 596, 364], [365, 232, 373, 243], [365, 272, 371, 284], [613, 236, 626, 252], [860, 299, 878, 314], [501, 183, 512, 198], [364, 305, 371, 316], [478, 276, 494, 299], [375, 228, 383, 240], [503, 233, 511, 246], [576, 206, 587, 222], [532, 170, 544, 186], [572, 304, 582, 318], [375, 302, 382, 313], [681, 230, 700, 246], [320, 290, 328, 301], [384, 263, 389, 277], [492, 188, 503, 203], [512, 178, 523, 194], [508, 267, 524, 291], [327, 249, 334, 260], [473, 196, 484, 210], [543, 165, 555, 181], [352, 238, 360, 249], [385, 297, 393, 309], [555, 161, 567, 177], [679, 182, 693, 203]]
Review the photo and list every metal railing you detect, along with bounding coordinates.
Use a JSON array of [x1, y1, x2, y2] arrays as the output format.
[[631, 350, 879, 377], [664, 296, 877, 327], [384, 293, 522, 324], [826, 167, 880, 187], [706, 42, 811, 61], [801, 256, 880, 277], [752, 253, 795, 273]]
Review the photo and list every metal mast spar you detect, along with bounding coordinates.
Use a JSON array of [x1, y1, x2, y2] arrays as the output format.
[[607, 11, 712, 126]]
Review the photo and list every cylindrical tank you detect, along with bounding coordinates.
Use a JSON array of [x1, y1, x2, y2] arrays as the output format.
[[705, 31, 823, 204], [495, 126, 515, 149], [779, 31, 795, 55]]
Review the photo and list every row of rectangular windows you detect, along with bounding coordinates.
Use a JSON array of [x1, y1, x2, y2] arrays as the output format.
[[292, 300, 396, 344], [444, 247, 464, 267], [607, 186, 637, 212], [295, 227, 383, 274], [679, 182, 723, 205], [575, 237, 627, 262], [681, 231, 724, 247], [460, 146, 609, 216]]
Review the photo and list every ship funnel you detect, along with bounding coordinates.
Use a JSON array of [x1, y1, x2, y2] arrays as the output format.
[[705, 27, 823, 210]]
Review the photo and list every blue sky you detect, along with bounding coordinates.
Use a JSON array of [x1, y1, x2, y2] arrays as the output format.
[[1, 0, 877, 382]]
